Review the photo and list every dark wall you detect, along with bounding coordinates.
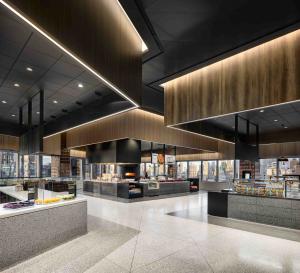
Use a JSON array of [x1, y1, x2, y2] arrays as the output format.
[[117, 139, 141, 163], [86, 139, 141, 164], [86, 142, 117, 164]]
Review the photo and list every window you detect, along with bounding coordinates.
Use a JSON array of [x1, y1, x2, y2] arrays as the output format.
[[219, 160, 234, 182], [202, 161, 217, 182], [0, 151, 18, 178], [188, 161, 201, 178], [42, 156, 51, 177], [177, 161, 188, 179]]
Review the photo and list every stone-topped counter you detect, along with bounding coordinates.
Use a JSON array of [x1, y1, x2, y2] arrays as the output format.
[[0, 196, 87, 270], [208, 191, 300, 230]]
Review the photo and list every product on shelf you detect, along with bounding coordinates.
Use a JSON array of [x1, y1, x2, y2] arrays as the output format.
[[3, 200, 34, 209], [35, 197, 61, 205], [58, 194, 75, 200]]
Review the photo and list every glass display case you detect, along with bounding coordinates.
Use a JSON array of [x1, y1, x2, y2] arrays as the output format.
[[0, 178, 77, 207], [233, 179, 285, 198]]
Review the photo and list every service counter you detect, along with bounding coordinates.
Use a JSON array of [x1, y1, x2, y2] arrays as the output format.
[[0, 186, 87, 270], [208, 191, 300, 230], [84, 180, 190, 199]]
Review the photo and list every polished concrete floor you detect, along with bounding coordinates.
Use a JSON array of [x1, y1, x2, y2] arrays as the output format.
[[3, 192, 300, 273]]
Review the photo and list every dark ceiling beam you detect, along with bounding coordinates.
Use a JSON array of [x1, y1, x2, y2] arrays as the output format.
[[44, 94, 132, 137], [5, 0, 143, 105]]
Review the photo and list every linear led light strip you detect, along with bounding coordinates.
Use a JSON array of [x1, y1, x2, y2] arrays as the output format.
[[116, 0, 148, 52], [167, 99, 300, 127], [167, 125, 235, 145], [44, 106, 137, 139], [0, 0, 140, 107]]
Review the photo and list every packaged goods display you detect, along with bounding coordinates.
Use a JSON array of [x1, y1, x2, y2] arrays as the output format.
[[3, 200, 34, 209], [234, 179, 285, 198]]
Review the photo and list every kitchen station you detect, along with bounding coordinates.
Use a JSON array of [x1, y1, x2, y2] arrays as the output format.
[[1, 0, 300, 272]]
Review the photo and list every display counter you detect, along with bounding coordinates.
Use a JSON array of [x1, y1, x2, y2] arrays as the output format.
[[84, 180, 190, 199], [208, 191, 300, 230], [0, 186, 87, 270]]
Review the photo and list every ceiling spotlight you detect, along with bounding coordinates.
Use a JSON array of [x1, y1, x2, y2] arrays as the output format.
[[260, 110, 264, 113], [78, 83, 84, 88], [36, 111, 40, 115], [284, 126, 288, 129], [53, 100, 58, 104], [11, 114, 15, 117], [274, 119, 278, 122], [2, 100, 7, 104], [26, 67, 33, 72], [14, 83, 20, 87]]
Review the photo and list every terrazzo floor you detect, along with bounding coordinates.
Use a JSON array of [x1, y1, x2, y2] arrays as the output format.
[[3, 191, 300, 273]]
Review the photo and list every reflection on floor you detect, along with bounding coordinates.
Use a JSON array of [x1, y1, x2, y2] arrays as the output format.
[[168, 208, 300, 243], [3, 191, 300, 273]]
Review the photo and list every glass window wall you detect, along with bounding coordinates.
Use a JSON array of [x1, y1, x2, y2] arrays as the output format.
[[176, 161, 188, 179], [219, 160, 234, 182], [202, 161, 217, 182], [0, 151, 18, 178], [188, 161, 201, 179]]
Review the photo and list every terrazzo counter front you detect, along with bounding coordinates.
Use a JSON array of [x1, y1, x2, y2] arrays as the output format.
[[208, 191, 300, 230], [0, 197, 87, 270]]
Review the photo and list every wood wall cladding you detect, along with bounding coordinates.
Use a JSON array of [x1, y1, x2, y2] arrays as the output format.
[[70, 149, 86, 158], [164, 29, 300, 125], [43, 134, 61, 156], [176, 142, 235, 161], [0, 134, 19, 151], [7, 0, 142, 104], [260, 142, 300, 158], [66, 109, 218, 152]]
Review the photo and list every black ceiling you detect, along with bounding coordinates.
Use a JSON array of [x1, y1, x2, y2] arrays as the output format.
[[177, 101, 300, 143], [0, 6, 130, 136], [121, 0, 300, 108]]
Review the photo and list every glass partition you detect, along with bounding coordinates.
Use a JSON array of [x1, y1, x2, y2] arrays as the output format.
[[202, 161, 217, 182]]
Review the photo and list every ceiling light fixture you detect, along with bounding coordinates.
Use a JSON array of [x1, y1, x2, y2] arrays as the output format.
[[11, 114, 15, 117], [14, 83, 20, 87], [2, 100, 7, 104], [0, 0, 139, 107], [53, 100, 58, 104], [26, 67, 33, 72], [274, 119, 278, 122], [260, 110, 264, 113], [284, 126, 288, 129], [78, 83, 84, 88], [36, 111, 40, 114]]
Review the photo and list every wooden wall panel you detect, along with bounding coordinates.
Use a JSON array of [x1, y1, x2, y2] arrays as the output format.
[[0, 134, 19, 151], [176, 142, 234, 161], [8, 0, 142, 104], [260, 142, 300, 158], [164, 29, 300, 125], [66, 109, 219, 152], [43, 134, 61, 156]]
